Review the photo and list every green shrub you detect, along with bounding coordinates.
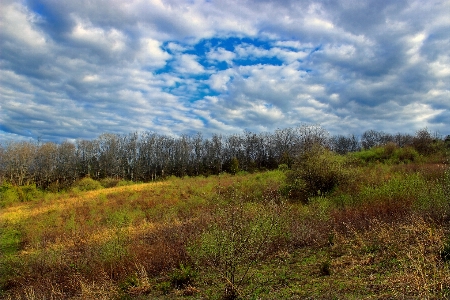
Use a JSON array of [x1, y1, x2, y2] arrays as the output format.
[[169, 264, 195, 288], [119, 275, 139, 292], [0, 183, 43, 206], [100, 177, 120, 188], [350, 143, 421, 165], [0, 227, 22, 255], [72, 177, 103, 191], [393, 146, 419, 163], [358, 173, 424, 205], [350, 147, 385, 163], [287, 145, 348, 202], [230, 157, 240, 175], [117, 180, 134, 187], [19, 184, 43, 201], [0, 183, 20, 207], [189, 193, 287, 299], [278, 164, 289, 171]]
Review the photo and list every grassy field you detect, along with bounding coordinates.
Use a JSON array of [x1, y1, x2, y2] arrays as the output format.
[[1, 152, 449, 299]]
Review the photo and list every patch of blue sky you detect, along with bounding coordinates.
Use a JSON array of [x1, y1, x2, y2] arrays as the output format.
[[27, 1, 47, 17], [233, 56, 284, 66], [190, 37, 275, 57], [162, 80, 211, 100], [26, 1, 71, 37], [206, 61, 229, 71]]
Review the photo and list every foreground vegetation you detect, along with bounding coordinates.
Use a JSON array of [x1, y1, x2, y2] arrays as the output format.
[[1, 138, 449, 299]]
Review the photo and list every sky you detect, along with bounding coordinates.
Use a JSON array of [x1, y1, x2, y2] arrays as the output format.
[[1, 0, 449, 142]]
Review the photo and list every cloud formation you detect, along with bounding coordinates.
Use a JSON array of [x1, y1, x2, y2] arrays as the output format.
[[1, 0, 449, 142]]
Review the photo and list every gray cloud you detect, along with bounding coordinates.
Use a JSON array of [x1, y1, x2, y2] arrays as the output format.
[[1, 0, 449, 142]]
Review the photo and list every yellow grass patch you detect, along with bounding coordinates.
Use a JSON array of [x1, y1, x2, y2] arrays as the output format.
[[0, 182, 168, 224]]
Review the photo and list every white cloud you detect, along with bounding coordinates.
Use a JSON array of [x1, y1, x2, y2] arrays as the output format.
[[172, 54, 206, 74], [235, 44, 309, 64], [70, 17, 127, 53], [136, 38, 171, 68], [0, 2, 47, 48], [1, 0, 449, 142], [207, 47, 236, 64]]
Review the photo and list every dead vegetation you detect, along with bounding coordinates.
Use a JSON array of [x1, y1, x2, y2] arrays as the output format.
[[1, 145, 449, 299]]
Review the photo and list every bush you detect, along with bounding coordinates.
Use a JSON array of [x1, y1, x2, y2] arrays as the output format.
[[19, 184, 43, 201], [72, 177, 103, 191], [189, 190, 287, 299], [278, 164, 289, 171], [169, 264, 195, 288], [100, 178, 120, 188], [287, 145, 348, 202], [0, 183, 43, 206], [230, 157, 240, 175], [0, 183, 20, 207], [393, 146, 419, 163], [350, 143, 420, 164], [117, 180, 135, 187]]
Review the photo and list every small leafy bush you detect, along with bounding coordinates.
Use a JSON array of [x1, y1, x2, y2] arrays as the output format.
[[19, 184, 43, 201], [393, 146, 419, 163], [278, 164, 289, 171], [72, 177, 103, 191], [0, 183, 43, 206], [287, 145, 348, 202], [169, 264, 195, 288], [117, 180, 135, 187], [0, 183, 20, 206], [350, 143, 419, 164], [189, 189, 287, 299], [100, 177, 120, 188], [350, 147, 386, 163]]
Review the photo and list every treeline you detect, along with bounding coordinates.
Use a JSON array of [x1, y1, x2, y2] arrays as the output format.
[[0, 125, 448, 190]]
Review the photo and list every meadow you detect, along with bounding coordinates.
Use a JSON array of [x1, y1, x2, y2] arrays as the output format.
[[0, 143, 449, 299]]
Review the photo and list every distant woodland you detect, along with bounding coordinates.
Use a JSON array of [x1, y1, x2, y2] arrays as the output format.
[[1, 125, 448, 190]]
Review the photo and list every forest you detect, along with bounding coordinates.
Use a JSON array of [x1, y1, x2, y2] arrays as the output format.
[[1, 125, 448, 191]]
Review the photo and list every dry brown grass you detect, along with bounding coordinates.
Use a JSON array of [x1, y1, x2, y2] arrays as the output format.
[[332, 216, 450, 299], [1, 168, 449, 299]]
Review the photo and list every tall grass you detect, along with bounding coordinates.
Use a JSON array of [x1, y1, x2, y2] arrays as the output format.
[[0, 157, 448, 299]]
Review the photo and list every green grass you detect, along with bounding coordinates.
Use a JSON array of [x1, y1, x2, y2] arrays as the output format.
[[0, 160, 449, 299]]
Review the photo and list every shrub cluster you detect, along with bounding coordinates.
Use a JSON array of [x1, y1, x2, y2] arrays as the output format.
[[286, 144, 348, 202], [0, 183, 43, 207], [72, 177, 103, 192], [350, 143, 419, 164]]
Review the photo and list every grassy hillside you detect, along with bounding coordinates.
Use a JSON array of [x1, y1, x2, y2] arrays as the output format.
[[1, 152, 449, 299]]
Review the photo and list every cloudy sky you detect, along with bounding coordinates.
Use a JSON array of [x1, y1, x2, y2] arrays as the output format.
[[1, 0, 449, 142]]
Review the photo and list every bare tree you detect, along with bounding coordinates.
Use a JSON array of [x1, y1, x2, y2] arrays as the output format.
[[33, 142, 58, 188], [296, 124, 330, 154], [330, 134, 360, 154], [2, 141, 36, 186]]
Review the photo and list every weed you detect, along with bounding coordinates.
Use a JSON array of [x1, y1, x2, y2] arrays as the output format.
[[119, 274, 139, 292], [319, 260, 331, 276], [169, 264, 195, 288], [441, 238, 450, 263], [156, 281, 172, 294], [0, 226, 22, 256]]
